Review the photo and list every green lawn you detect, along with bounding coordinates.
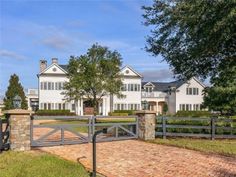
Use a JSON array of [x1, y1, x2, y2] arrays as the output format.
[[0, 151, 89, 177], [149, 138, 236, 156]]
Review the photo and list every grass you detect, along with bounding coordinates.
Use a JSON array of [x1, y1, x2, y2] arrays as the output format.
[[0, 151, 89, 177], [149, 138, 236, 156]]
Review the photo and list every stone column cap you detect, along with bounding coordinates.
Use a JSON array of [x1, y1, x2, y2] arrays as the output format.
[[4, 109, 34, 115], [135, 110, 156, 114]]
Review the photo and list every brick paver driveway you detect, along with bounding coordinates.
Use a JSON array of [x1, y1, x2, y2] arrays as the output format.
[[36, 140, 236, 177]]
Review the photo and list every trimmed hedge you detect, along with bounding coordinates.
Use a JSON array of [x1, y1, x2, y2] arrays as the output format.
[[113, 110, 135, 115], [175, 111, 211, 117], [108, 112, 129, 116], [35, 110, 76, 116]]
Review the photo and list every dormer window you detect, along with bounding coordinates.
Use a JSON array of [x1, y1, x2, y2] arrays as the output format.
[[145, 87, 153, 93]]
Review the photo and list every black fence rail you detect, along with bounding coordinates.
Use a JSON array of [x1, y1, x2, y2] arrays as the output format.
[[156, 117, 236, 140], [0, 117, 10, 152]]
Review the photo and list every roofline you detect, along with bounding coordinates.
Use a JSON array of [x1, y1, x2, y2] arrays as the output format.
[[38, 63, 68, 75], [192, 77, 206, 88], [121, 65, 143, 78], [143, 82, 155, 87]]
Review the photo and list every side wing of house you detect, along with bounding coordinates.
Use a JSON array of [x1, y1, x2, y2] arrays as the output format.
[[175, 77, 205, 112]]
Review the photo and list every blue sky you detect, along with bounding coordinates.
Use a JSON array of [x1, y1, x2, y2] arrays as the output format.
[[0, 0, 174, 97]]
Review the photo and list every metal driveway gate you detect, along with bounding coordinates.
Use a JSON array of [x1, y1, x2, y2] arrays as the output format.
[[31, 115, 138, 147], [0, 117, 10, 152]]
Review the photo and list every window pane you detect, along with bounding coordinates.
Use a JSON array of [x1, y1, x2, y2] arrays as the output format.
[[189, 88, 192, 95], [48, 103, 51, 110], [44, 82, 47, 90], [72, 104, 75, 111], [44, 103, 47, 110]]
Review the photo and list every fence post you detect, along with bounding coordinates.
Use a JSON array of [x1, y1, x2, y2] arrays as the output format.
[[61, 128, 64, 145], [211, 117, 215, 140], [162, 117, 166, 139], [0, 119, 2, 152], [4, 109, 33, 151], [135, 110, 156, 140]]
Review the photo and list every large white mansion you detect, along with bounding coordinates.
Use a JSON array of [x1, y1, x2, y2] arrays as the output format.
[[29, 58, 205, 115]]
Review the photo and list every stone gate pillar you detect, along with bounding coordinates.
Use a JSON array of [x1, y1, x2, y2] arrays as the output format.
[[135, 110, 156, 140], [4, 109, 33, 151]]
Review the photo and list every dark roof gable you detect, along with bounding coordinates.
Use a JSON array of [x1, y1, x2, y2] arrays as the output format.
[[142, 80, 186, 92], [59, 65, 68, 71]]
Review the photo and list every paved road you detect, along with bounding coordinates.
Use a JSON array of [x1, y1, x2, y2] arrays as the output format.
[[36, 140, 236, 177]]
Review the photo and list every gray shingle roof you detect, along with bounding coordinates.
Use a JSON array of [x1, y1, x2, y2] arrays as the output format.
[[59, 65, 68, 71], [142, 80, 186, 92]]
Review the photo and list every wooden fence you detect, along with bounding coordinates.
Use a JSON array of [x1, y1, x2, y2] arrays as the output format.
[[156, 117, 236, 140]]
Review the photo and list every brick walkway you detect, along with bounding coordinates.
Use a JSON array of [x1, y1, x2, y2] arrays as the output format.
[[35, 140, 236, 177]]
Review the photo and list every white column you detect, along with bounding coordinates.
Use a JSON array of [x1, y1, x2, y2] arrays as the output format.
[[102, 98, 106, 115], [80, 99, 84, 115], [76, 100, 80, 115]]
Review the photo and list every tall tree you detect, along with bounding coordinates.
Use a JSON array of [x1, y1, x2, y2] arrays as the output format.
[[143, 1, 236, 114], [63, 44, 124, 115], [4, 74, 28, 110], [142, 0, 236, 81]]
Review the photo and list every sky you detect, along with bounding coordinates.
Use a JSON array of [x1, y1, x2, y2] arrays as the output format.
[[0, 0, 174, 97]]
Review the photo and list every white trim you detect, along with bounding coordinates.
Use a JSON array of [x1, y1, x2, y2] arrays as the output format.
[[121, 65, 143, 78], [39, 63, 67, 75], [143, 82, 155, 87]]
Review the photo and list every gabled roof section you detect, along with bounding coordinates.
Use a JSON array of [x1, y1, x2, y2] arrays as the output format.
[[120, 65, 142, 78], [192, 77, 206, 88], [143, 82, 155, 87], [142, 80, 185, 92], [142, 77, 205, 92], [39, 63, 68, 75]]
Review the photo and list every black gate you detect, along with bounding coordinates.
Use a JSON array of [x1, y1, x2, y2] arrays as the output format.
[[31, 115, 138, 147], [0, 117, 10, 152]]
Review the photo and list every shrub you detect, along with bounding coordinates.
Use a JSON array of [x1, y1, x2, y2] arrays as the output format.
[[113, 110, 135, 115], [175, 111, 211, 117], [108, 112, 129, 116], [35, 110, 76, 116]]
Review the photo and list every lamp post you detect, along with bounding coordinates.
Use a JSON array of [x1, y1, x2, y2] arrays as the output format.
[[91, 128, 107, 177], [142, 100, 149, 110], [13, 95, 22, 109]]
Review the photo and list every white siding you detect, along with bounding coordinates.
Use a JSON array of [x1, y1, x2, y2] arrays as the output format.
[[175, 78, 204, 112]]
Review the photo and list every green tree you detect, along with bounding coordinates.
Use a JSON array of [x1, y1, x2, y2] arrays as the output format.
[[163, 103, 168, 115], [63, 44, 124, 115], [142, 0, 236, 81], [203, 87, 236, 115], [4, 74, 28, 110], [143, 0, 236, 114], [203, 61, 236, 115]]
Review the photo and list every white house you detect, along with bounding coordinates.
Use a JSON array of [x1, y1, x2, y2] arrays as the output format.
[[38, 58, 205, 115], [141, 78, 205, 115], [38, 58, 142, 115]]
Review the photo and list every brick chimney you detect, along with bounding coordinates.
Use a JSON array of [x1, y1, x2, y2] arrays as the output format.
[[52, 58, 58, 64], [40, 60, 47, 72]]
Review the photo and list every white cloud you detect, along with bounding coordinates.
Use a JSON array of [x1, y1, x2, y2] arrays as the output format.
[[141, 69, 174, 82], [0, 49, 27, 60], [42, 35, 72, 50]]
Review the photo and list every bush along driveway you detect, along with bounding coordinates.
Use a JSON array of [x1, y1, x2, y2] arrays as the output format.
[[37, 140, 236, 177]]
